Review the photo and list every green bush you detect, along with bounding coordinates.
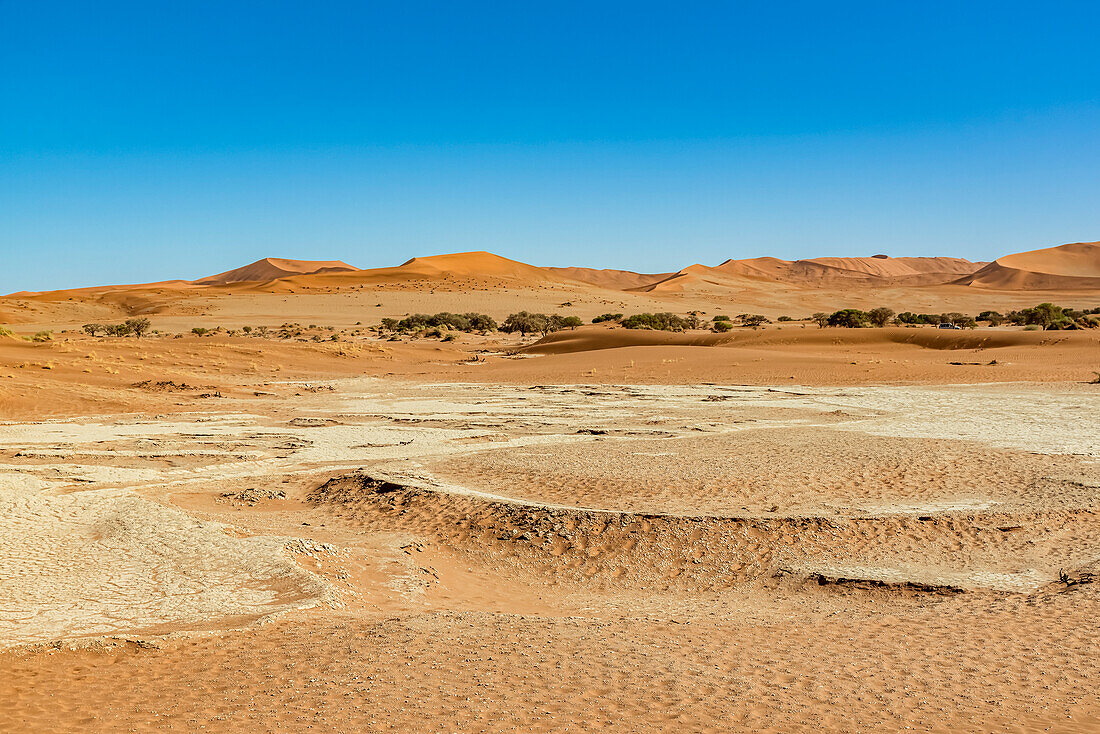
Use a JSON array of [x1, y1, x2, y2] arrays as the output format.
[[1008, 303, 1069, 329], [739, 314, 770, 329], [712, 320, 734, 332], [826, 309, 869, 328], [499, 312, 580, 335], [32, 331, 52, 342], [125, 317, 151, 337], [867, 307, 895, 328], [81, 319, 151, 337], [621, 313, 689, 331], [592, 313, 623, 323], [500, 312, 550, 335], [777, 315, 794, 322], [383, 312, 498, 333]]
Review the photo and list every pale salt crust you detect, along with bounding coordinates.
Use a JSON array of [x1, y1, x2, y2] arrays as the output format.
[[0, 380, 1096, 648]]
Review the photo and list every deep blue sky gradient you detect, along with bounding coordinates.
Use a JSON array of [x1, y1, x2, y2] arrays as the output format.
[[3, 1, 1100, 292]]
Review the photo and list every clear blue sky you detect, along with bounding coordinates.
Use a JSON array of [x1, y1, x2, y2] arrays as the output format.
[[3, 1, 1100, 293]]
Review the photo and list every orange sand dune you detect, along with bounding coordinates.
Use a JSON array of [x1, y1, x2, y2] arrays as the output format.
[[713, 254, 983, 285], [544, 266, 674, 290], [957, 242, 1100, 289], [628, 263, 761, 293], [635, 254, 984, 292], [801, 255, 980, 279], [397, 251, 553, 280], [193, 257, 359, 285], [247, 250, 567, 293]]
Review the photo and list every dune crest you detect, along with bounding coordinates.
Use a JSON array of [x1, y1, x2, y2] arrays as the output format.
[[396, 251, 551, 281], [956, 242, 1100, 289], [194, 257, 359, 285]]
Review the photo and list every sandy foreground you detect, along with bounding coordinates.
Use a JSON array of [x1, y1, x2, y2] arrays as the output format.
[[1, 340, 1099, 733]]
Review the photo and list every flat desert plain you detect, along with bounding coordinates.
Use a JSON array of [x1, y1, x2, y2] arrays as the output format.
[[1, 246, 1099, 733]]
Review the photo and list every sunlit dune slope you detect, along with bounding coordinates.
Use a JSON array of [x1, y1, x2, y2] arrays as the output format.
[[544, 266, 674, 290], [956, 242, 1100, 289], [193, 257, 359, 285]]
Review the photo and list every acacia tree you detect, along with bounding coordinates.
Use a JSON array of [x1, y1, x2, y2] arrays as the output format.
[[125, 317, 151, 337], [740, 314, 770, 329], [867, 307, 895, 328], [827, 309, 869, 328], [501, 311, 550, 335]]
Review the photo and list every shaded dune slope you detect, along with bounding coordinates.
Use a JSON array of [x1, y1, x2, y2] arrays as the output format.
[[518, 325, 1071, 355]]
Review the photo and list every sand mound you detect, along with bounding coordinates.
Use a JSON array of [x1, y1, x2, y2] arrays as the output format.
[[520, 326, 732, 353], [713, 255, 982, 286], [397, 251, 552, 281], [801, 255, 980, 279], [519, 325, 1054, 356], [194, 258, 359, 285], [632, 255, 984, 292], [545, 266, 674, 290], [956, 242, 1100, 289]]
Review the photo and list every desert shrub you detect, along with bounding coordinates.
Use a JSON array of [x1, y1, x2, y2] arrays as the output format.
[[712, 315, 731, 322], [428, 312, 471, 331], [1023, 324, 1040, 331], [500, 311, 550, 335], [739, 314, 770, 329], [463, 313, 498, 331], [867, 307, 895, 328], [777, 315, 794, 322], [0, 326, 14, 338], [191, 327, 209, 336], [32, 331, 52, 342], [499, 312, 577, 335], [977, 310, 1005, 326], [80, 319, 151, 338], [552, 315, 584, 330], [684, 313, 704, 330], [441, 333, 457, 342], [896, 312, 943, 325], [811, 312, 829, 328], [712, 320, 734, 332], [592, 313, 623, 323], [826, 309, 869, 328], [1010, 303, 1068, 330], [242, 325, 253, 333], [621, 313, 688, 331], [385, 312, 498, 333], [125, 317, 151, 337]]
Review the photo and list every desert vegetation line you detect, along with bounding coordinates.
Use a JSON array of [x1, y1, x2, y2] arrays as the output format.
[[5, 302, 1088, 345]]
